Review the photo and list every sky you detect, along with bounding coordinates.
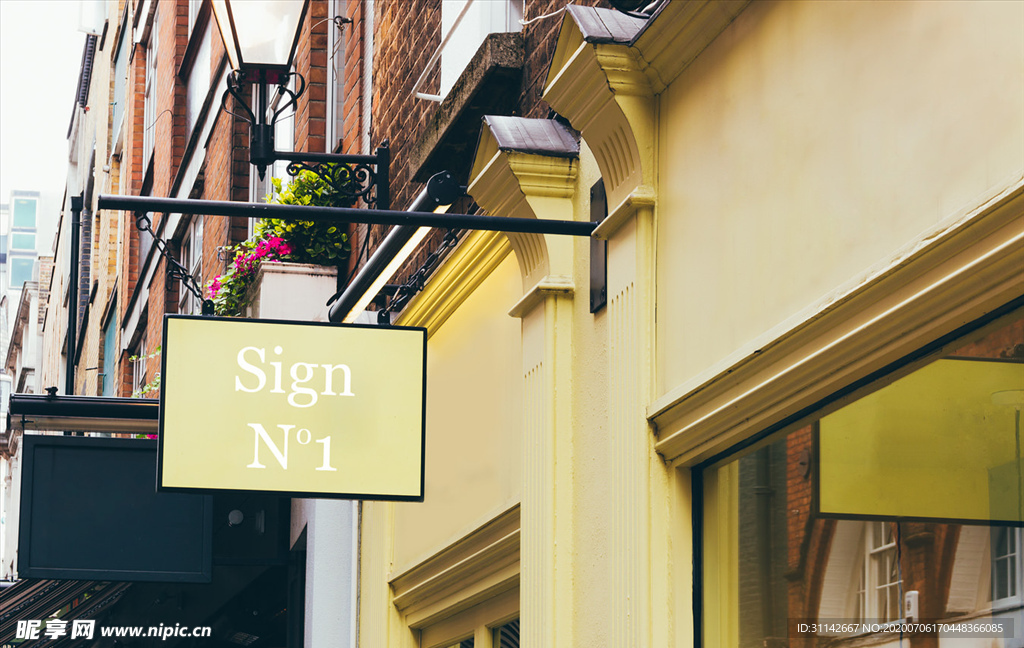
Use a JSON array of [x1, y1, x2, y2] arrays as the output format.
[[0, 0, 89, 248]]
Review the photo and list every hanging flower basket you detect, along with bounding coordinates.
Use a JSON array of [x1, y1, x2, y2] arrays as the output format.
[[207, 168, 352, 317]]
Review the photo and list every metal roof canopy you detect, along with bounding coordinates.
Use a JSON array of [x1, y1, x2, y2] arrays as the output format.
[[9, 394, 159, 434]]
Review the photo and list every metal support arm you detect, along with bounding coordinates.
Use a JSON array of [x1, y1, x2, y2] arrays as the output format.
[[97, 195, 597, 237]]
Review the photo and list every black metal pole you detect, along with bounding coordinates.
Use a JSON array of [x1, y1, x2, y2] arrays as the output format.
[[327, 171, 462, 323], [96, 194, 596, 237], [374, 143, 390, 211], [66, 195, 83, 397], [271, 150, 383, 165]]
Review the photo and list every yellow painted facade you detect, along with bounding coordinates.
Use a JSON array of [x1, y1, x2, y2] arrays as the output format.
[[357, 2, 1024, 646]]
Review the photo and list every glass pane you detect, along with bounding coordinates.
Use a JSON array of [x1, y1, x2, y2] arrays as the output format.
[[228, 0, 304, 68], [10, 257, 35, 288], [12, 197, 36, 228], [102, 316, 118, 396], [702, 307, 1024, 646], [11, 232, 35, 250]]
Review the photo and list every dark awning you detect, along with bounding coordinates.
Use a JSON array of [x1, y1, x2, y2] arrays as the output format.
[[8, 394, 159, 435]]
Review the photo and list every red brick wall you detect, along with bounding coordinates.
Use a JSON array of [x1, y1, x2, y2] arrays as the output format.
[[363, 0, 610, 292], [294, 0, 330, 154]]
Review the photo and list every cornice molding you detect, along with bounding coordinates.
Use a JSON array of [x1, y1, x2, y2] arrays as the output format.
[[505, 152, 577, 199], [631, 0, 750, 94], [507, 277, 574, 319], [391, 505, 520, 628], [396, 229, 511, 336], [468, 123, 580, 287], [594, 185, 656, 240], [653, 178, 1024, 464], [544, 38, 650, 211]]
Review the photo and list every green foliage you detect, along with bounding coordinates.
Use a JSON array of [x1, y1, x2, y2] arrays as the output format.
[[130, 345, 162, 400], [207, 167, 352, 317], [257, 172, 352, 267]]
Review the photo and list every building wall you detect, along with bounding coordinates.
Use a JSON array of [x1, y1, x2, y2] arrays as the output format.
[[655, 0, 1024, 399], [392, 251, 523, 573], [23, 1, 1022, 647], [357, 1, 1024, 647]]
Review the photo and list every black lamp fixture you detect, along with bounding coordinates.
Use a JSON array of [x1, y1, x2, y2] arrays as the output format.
[[214, 0, 385, 210], [212, 0, 309, 178], [210, 0, 386, 210]]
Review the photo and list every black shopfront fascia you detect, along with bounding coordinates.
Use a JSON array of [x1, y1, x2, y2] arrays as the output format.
[[10, 394, 290, 584]]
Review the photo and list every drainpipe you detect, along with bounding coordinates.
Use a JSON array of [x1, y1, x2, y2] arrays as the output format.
[[66, 195, 83, 396], [327, 171, 463, 323]]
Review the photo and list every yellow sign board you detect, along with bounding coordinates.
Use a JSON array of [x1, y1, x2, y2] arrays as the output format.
[[159, 316, 426, 500], [818, 358, 1024, 524]]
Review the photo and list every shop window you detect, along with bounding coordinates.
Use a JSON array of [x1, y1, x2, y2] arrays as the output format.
[[434, 618, 518, 648], [698, 304, 1024, 645], [414, 585, 518, 648], [494, 618, 519, 647]]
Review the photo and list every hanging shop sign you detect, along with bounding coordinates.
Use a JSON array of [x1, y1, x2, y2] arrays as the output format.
[[159, 315, 426, 500], [816, 357, 1024, 525], [19, 435, 213, 582]]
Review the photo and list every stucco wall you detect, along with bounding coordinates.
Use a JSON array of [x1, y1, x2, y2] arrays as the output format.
[[655, 0, 1024, 396], [392, 253, 523, 572]]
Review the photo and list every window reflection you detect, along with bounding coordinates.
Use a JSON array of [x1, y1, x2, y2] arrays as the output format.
[[703, 307, 1024, 646]]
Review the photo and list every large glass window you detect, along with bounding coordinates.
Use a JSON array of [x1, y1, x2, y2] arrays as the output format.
[[700, 305, 1024, 646], [12, 197, 36, 228], [10, 232, 35, 251], [9, 257, 34, 288]]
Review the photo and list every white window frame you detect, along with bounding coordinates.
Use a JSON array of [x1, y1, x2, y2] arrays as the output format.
[[992, 527, 1023, 609], [327, 0, 346, 149], [143, 9, 159, 171], [413, 0, 523, 102], [131, 330, 148, 396], [188, 0, 203, 34], [178, 216, 203, 314], [855, 521, 903, 622]]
